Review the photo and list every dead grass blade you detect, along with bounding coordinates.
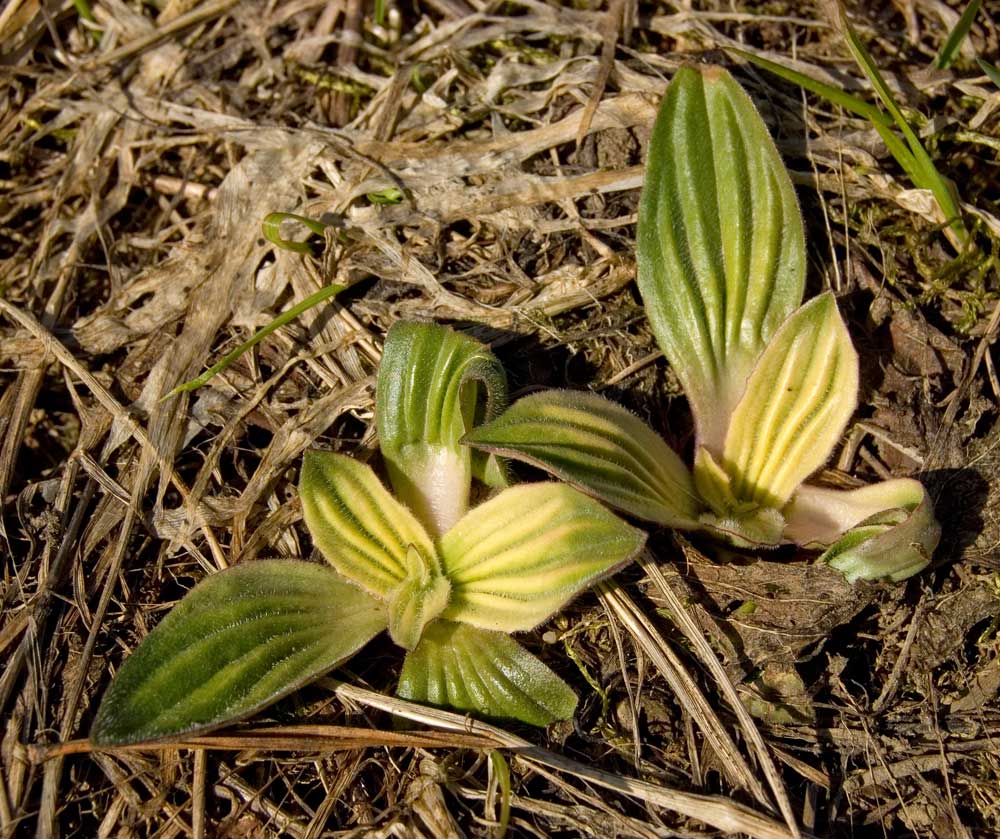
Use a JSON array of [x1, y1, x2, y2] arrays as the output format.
[[597, 581, 771, 804], [640, 550, 801, 839], [327, 681, 806, 839]]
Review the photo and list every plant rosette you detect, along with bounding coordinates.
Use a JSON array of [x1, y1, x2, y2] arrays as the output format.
[[466, 65, 941, 584], [91, 322, 645, 746]]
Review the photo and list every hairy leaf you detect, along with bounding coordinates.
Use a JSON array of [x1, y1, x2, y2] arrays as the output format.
[[300, 450, 437, 599], [386, 546, 452, 651], [465, 390, 701, 526], [693, 448, 786, 546], [397, 621, 577, 726], [710, 293, 858, 510], [91, 561, 386, 745], [439, 483, 645, 632], [785, 478, 939, 582], [377, 321, 508, 536], [638, 65, 805, 450]]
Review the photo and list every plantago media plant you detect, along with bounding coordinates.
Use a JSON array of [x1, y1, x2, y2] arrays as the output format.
[[91, 323, 644, 745], [467, 66, 941, 583]]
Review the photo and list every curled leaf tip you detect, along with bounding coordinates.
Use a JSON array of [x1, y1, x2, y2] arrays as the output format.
[[815, 479, 941, 583]]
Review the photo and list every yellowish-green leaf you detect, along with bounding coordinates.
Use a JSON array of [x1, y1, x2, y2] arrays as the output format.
[[91, 561, 386, 745], [819, 499, 939, 583], [712, 293, 858, 510], [638, 65, 805, 450], [377, 321, 508, 537], [299, 450, 437, 599], [464, 390, 701, 527], [397, 621, 577, 726], [693, 448, 786, 546], [439, 483, 645, 633], [386, 546, 452, 651]]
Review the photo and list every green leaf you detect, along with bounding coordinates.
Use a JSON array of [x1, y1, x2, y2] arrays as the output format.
[[638, 65, 805, 451], [377, 321, 508, 537], [386, 546, 452, 651], [818, 485, 939, 583], [397, 621, 577, 726], [935, 0, 981, 69], [91, 561, 386, 745], [439, 483, 645, 632], [701, 293, 858, 510], [464, 389, 701, 526], [785, 478, 939, 582], [299, 450, 438, 599]]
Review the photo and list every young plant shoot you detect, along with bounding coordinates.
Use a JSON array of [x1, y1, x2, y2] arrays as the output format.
[[467, 66, 941, 584], [92, 322, 644, 746]]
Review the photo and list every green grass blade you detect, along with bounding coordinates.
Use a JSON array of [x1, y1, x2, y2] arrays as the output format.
[[839, 11, 968, 244], [733, 49, 893, 127], [733, 49, 921, 182], [977, 57, 1000, 88], [261, 212, 334, 254], [163, 283, 345, 400], [489, 751, 512, 839], [935, 0, 981, 69]]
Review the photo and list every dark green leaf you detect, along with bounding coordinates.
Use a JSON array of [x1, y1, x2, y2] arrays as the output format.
[[398, 621, 577, 726], [91, 561, 386, 745]]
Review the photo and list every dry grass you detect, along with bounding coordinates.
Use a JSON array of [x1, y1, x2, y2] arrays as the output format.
[[1, 0, 999, 836]]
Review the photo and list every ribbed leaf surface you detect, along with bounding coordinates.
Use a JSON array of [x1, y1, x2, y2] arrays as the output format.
[[717, 293, 858, 509], [300, 450, 437, 598], [464, 390, 700, 526], [439, 483, 645, 632], [638, 65, 805, 450], [91, 561, 386, 745], [397, 621, 577, 726], [377, 321, 508, 536]]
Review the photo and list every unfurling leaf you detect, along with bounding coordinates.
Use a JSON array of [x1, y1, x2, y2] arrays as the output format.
[[786, 479, 940, 583], [299, 450, 437, 599], [464, 390, 701, 527], [377, 321, 508, 537], [439, 484, 645, 632], [397, 621, 577, 726], [638, 65, 805, 451], [707, 293, 858, 510], [91, 561, 386, 745], [693, 447, 786, 546], [386, 546, 452, 651]]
